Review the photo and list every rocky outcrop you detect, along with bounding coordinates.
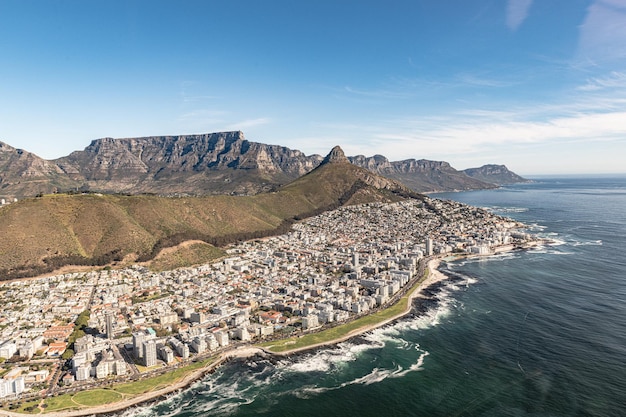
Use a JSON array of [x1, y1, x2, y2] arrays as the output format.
[[321, 146, 349, 164], [463, 164, 529, 185]]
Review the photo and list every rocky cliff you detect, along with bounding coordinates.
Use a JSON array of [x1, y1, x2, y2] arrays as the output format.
[[54, 131, 323, 195], [349, 154, 497, 192]]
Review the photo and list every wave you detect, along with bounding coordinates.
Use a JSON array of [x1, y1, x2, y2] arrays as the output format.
[[482, 206, 529, 214], [342, 350, 430, 387], [572, 239, 603, 246], [280, 337, 385, 374], [293, 350, 430, 399], [449, 252, 520, 267]]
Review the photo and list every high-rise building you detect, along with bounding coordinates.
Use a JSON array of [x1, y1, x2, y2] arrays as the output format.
[[352, 251, 359, 268], [105, 312, 114, 339], [426, 238, 433, 256], [132, 331, 146, 359], [143, 340, 157, 367]]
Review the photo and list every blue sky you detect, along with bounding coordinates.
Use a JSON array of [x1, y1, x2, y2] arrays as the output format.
[[1, 0, 625, 175]]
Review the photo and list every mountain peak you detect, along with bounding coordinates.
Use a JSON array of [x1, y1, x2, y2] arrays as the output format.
[[322, 146, 348, 164]]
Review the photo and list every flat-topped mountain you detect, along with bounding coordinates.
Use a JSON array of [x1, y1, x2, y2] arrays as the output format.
[[0, 131, 526, 199], [0, 146, 415, 280], [54, 131, 323, 196]]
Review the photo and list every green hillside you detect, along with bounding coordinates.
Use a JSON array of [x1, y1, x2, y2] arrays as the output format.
[[0, 157, 417, 280]]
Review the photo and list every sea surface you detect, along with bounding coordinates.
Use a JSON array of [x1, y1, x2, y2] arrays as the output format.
[[120, 176, 626, 417]]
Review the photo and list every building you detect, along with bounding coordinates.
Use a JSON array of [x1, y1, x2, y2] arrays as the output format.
[[190, 337, 206, 354], [426, 238, 433, 256], [43, 324, 75, 341], [75, 364, 91, 382], [159, 312, 179, 326], [214, 330, 229, 347], [0, 341, 17, 359], [143, 340, 157, 367], [158, 345, 175, 363], [233, 327, 250, 342], [132, 331, 147, 359], [169, 338, 189, 359], [302, 315, 319, 330], [0, 377, 25, 398], [105, 312, 114, 339]]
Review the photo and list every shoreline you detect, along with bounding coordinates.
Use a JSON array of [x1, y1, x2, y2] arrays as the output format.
[[262, 257, 449, 357], [1, 243, 541, 417]]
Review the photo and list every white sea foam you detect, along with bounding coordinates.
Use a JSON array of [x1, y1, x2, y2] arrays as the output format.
[[341, 350, 430, 387], [488, 206, 529, 214], [186, 373, 261, 416], [282, 338, 383, 374], [572, 239, 602, 246]]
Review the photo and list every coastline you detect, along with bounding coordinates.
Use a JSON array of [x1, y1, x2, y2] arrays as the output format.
[[1, 244, 537, 417], [262, 257, 449, 357]]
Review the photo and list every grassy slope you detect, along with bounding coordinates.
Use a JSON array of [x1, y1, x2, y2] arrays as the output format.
[[0, 161, 412, 278]]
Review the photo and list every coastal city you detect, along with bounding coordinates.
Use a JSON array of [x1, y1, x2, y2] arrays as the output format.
[[0, 197, 534, 406]]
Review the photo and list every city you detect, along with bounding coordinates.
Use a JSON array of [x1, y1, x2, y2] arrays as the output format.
[[0, 197, 534, 405]]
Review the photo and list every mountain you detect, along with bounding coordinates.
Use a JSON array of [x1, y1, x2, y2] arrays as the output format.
[[0, 131, 527, 199], [463, 164, 528, 185], [54, 131, 323, 196], [348, 154, 497, 192], [0, 141, 81, 197], [0, 146, 415, 280]]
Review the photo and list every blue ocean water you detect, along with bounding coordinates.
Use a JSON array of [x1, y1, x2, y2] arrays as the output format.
[[121, 176, 626, 417]]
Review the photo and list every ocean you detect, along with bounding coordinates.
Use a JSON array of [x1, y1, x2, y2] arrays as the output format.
[[120, 176, 626, 417]]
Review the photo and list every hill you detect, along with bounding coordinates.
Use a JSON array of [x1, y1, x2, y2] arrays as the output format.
[[0, 146, 416, 280], [463, 164, 529, 185]]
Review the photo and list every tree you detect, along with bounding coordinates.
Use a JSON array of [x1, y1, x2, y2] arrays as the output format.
[[61, 349, 74, 360], [75, 311, 90, 329]]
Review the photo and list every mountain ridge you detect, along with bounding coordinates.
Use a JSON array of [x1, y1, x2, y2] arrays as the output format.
[[0, 132, 526, 198]]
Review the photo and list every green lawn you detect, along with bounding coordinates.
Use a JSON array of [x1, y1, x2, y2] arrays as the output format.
[[259, 268, 429, 353], [38, 395, 78, 413], [72, 389, 122, 406], [114, 356, 217, 395], [14, 400, 42, 414]]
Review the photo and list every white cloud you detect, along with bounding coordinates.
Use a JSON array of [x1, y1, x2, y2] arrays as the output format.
[[456, 74, 516, 88], [578, 0, 626, 63], [506, 0, 534, 31], [227, 118, 272, 130], [296, 81, 626, 174], [577, 71, 626, 91]]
